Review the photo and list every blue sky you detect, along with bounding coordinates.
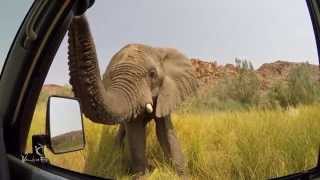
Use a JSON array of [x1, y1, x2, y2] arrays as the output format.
[[1, 0, 318, 85]]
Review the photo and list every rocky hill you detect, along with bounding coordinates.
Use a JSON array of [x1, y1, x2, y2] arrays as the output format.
[[191, 58, 237, 87], [41, 59, 319, 97], [191, 59, 319, 90], [39, 84, 73, 102], [41, 84, 71, 95], [257, 60, 319, 89]]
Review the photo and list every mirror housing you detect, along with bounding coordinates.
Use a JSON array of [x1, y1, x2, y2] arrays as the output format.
[[46, 96, 85, 154]]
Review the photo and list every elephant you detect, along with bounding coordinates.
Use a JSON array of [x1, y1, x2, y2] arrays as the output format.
[[67, 15, 198, 176]]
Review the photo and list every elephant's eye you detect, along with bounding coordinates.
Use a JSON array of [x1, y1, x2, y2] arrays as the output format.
[[149, 69, 157, 79]]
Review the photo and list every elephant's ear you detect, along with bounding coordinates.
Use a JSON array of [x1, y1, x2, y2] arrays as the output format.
[[156, 49, 198, 117]]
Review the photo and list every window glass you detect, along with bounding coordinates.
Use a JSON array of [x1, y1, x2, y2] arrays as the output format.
[[0, 1, 33, 75], [29, 0, 320, 179]]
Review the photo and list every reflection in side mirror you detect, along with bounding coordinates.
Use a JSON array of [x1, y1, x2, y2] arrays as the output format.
[[47, 96, 85, 154]]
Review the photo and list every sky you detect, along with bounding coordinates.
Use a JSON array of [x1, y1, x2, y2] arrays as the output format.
[[0, 0, 33, 75], [0, 0, 318, 85]]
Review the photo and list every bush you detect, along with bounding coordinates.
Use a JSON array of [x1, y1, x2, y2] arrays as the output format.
[[288, 63, 320, 105], [180, 61, 320, 112], [179, 59, 261, 112], [267, 81, 291, 108], [268, 63, 320, 108], [220, 59, 260, 106]]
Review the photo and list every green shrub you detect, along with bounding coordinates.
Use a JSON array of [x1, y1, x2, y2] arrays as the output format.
[[267, 81, 291, 108], [219, 59, 260, 106], [267, 63, 320, 108], [179, 59, 261, 112], [221, 59, 260, 105], [287, 63, 320, 106], [182, 61, 320, 111]]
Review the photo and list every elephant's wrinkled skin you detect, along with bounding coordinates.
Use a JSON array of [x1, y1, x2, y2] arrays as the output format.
[[67, 15, 198, 176]]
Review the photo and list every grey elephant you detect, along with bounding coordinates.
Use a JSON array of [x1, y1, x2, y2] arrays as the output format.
[[67, 15, 198, 176]]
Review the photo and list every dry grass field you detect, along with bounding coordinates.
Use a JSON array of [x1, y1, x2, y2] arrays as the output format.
[[27, 103, 320, 180]]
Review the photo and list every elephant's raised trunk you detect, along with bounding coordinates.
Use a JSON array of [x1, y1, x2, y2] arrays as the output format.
[[68, 15, 130, 125]]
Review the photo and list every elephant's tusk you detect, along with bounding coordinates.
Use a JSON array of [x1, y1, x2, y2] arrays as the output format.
[[146, 104, 153, 114]]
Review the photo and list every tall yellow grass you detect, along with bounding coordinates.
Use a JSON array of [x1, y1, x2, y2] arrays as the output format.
[[28, 104, 320, 180]]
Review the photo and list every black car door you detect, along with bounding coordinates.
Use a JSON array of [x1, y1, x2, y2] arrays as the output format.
[[0, 0, 100, 179]]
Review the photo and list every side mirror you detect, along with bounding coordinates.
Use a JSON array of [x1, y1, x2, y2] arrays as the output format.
[[46, 96, 85, 154]]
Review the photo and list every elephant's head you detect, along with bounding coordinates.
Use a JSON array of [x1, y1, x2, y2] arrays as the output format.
[[68, 15, 198, 125]]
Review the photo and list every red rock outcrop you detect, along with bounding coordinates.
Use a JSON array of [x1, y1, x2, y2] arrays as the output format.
[[41, 60, 319, 97], [191, 59, 319, 91]]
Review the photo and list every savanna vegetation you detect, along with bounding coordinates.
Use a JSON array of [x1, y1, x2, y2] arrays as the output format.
[[27, 60, 320, 179]]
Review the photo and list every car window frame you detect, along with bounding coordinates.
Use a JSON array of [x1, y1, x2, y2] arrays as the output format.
[[2, 0, 320, 179], [0, 0, 99, 179]]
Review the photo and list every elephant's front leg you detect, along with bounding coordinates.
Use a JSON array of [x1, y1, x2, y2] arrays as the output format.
[[114, 123, 126, 148], [155, 115, 186, 175], [125, 118, 147, 175]]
